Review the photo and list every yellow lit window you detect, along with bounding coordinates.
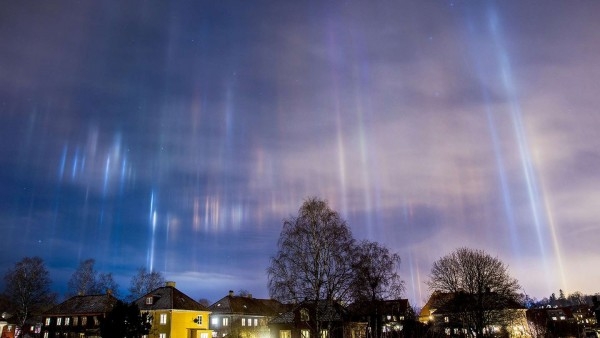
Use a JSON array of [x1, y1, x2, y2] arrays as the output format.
[[280, 330, 291, 338]]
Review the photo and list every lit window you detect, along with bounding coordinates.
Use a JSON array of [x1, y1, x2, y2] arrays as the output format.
[[399, 316, 404, 321], [94, 316, 99, 325], [73, 317, 78, 326], [44, 333, 49, 338], [201, 333, 209, 338], [552, 317, 557, 321], [211, 317, 219, 326], [321, 329, 329, 338], [301, 329, 310, 338], [159, 334, 167, 338], [57, 318, 62, 325], [223, 317, 229, 326], [160, 314, 168, 325], [560, 316, 566, 320], [444, 316, 449, 323], [242, 318, 246, 326], [254, 318, 258, 326], [45, 318, 51, 326], [82, 317, 87, 326], [65, 317, 70, 326], [280, 330, 291, 338], [146, 297, 153, 305]]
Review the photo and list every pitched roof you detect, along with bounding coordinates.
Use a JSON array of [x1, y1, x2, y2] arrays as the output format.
[[135, 285, 208, 312], [419, 291, 454, 321], [209, 294, 284, 316], [45, 294, 118, 316], [420, 290, 524, 319]]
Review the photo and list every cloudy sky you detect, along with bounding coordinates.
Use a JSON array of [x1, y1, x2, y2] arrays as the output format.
[[1, 1, 599, 306]]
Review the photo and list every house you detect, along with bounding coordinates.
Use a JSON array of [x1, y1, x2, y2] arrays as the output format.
[[349, 299, 411, 338], [208, 290, 285, 338], [268, 300, 367, 338], [526, 306, 585, 338], [0, 312, 15, 338], [0, 308, 15, 338], [0, 295, 17, 338], [42, 291, 118, 338], [419, 291, 529, 337], [571, 305, 597, 329], [135, 281, 212, 338]]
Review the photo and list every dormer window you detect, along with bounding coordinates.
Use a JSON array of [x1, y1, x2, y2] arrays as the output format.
[[146, 296, 153, 305]]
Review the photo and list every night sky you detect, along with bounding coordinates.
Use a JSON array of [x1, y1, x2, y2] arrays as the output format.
[[1, 1, 599, 306]]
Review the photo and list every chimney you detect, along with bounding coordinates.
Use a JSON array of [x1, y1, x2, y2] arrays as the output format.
[[166, 281, 176, 288], [229, 290, 234, 297]]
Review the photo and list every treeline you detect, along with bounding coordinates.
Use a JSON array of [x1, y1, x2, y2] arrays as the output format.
[[524, 289, 599, 308]]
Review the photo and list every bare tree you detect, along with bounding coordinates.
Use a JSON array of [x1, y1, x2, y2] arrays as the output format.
[[67, 259, 98, 296], [568, 291, 585, 306], [427, 247, 521, 337], [268, 197, 355, 337], [67, 259, 118, 297], [351, 240, 404, 302], [3, 257, 56, 337], [127, 267, 165, 301], [351, 240, 404, 338], [96, 272, 119, 297]]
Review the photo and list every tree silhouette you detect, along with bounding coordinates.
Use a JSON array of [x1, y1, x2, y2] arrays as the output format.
[[127, 267, 165, 301], [268, 197, 355, 338], [3, 257, 56, 338], [427, 247, 521, 337], [100, 301, 151, 338]]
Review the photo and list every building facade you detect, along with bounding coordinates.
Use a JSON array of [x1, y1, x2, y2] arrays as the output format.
[[269, 301, 366, 338], [209, 290, 285, 338], [420, 291, 529, 337], [42, 292, 118, 338], [135, 281, 212, 338]]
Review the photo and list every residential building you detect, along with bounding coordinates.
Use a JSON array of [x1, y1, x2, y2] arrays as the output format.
[[526, 306, 597, 338], [209, 290, 285, 338], [0, 315, 15, 338], [349, 299, 411, 338], [135, 281, 212, 338], [42, 291, 118, 338], [269, 300, 367, 338], [0, 295, 16, 338], [420, 291, 529, 337]]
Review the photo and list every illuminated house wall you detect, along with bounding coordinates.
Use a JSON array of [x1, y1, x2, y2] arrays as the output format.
[[209, 290, 285, 338], [136, 281, 212, 338]]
